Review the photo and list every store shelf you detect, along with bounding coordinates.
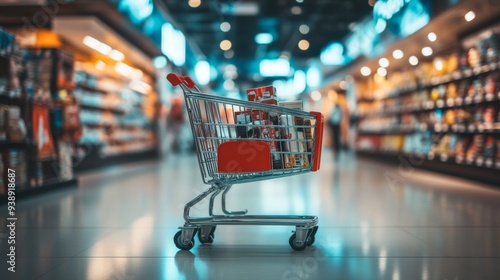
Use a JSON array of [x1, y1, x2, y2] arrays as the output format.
[[355, 93, 500, 119], [362, 62, 500, 102], [0, 94, 30, 105], [358, 123, 500, 135], [75, 83, 108, 94], [0, 141, 33, 150], [80, 104, 126, 115], [74, 146, 158, 172], [0, 178, 78, 202], [357, 150, 500, 186]]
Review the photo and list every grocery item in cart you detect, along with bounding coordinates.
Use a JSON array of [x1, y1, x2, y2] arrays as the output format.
[[246, 85, 277, 105], [279, 115, 309, 168], [251, 120, 282, 169]]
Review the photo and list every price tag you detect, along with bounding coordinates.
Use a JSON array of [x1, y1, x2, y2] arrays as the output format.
[[473, 67, 481, 75], [468, 124, 476, 132], [458, 125, 466, 132], [464, 69, 473, 77], [486, 94, 494, 101], [484, 123, 493, 131], [428, 153, 435, 160], [427, 101, 435, 109], [466, 157, 474, 164], [474, 95, 483, 103], [442, 75, 450, 83], [490, 62, 497, 70], [456, 156, 464, 163], [452, 124, 458, 131], [442, 124, 449, 132], [482, 65, 490, 73], [446, 98, 455, 107], [477, 125, 484, 132], [452, 71, 462, 80], [476, 157, 484, 166], [465, 96, 473, 104], [455, 97, 463, 106], [485, 159, 493, 168], [436, 100, 445, 108]]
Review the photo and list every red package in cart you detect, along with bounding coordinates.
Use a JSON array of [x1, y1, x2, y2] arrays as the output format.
[[250, 120, 282, 169], [250, 109, 268, 122], [246, 86, 277, 105]]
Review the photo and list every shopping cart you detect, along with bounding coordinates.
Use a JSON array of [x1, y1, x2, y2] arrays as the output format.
[[167, 73, 324, 251]]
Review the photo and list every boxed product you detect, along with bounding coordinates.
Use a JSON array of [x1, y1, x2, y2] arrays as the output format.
[[234, 109, 268, 138], [278, 101, 303, 111], [246, 86, 277, 105], [279, 115, 309, 168], [7, 106, 27, 141], [250, 120, 282, 169]]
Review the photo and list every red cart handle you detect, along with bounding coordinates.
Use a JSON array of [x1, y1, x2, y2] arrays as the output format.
[[167, 73, 196, 88], [310, 111, 324, 172]]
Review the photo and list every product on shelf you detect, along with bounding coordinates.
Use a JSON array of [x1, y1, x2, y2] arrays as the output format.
[[246, 86, 277, 105], [32, 103, 56, 159], [466, 135, 484, 163], [6, 149, 27, 188], [6, 106, 27, 141], [483, 136, 497, 167]]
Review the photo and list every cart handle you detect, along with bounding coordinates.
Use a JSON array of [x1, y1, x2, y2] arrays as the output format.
[[310, 111, 324, 172], [167, 73, 196, 88]]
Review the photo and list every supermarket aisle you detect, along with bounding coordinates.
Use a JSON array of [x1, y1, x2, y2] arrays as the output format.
[[2, 151, 500, 280]]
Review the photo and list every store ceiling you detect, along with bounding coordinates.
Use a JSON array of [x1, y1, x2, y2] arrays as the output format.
[[162, 0, 373, 73]]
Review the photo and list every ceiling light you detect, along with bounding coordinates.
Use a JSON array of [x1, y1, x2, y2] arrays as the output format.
[[360, 66, 371, 76], [434, 59, 444, 71], [153, 56, 167, 68], [220, 40, 232, 51], [224, 50, 234, 59], [195, 60, 210, 85], [291, 6, 302, 15], [306, 67, 321, 88], [427, 32, 437, 42], [377, 67, 387, 77], [339, 80, 347, 90], [465, 11, 475, 22], [311, 90, 322, 101], [296, 0, 304, 3], [280, 51, 291, 59], [422, 46, 433, 56], [409, 56, 419, 66], [83, 36, 112, 55], [392, 49, 404, 59], [115, 62, 143, 80], [223, 79, 235, 90], [298, 39, 309, 50], [109, 50, 124, 61], [95, 60, 106, 71], [299, 24, 309, 34], [220, 22, 231, 32], [188, 0, 201, 8], [255, 33, 273, 44], [379, 58, 389, 68]]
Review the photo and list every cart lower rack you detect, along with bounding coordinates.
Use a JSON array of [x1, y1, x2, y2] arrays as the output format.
[[167, 73, 324, 251]]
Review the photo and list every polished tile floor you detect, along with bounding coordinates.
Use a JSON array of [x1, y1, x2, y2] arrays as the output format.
[[1, 151, 500, 280]]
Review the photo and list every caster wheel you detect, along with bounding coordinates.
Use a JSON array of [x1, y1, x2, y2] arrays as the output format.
[[289, 233, 307, 251], [174, 230, 195, 250], [306, 226, 318, 246], [198, 227, 216, 244], [306, 236, 315, 246]]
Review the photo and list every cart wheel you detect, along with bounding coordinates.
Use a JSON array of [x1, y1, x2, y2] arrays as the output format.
[[306, 226, 319, 246], [198, 227, 216, 244], [174, 231, 195, 250], [289, 233, 307, 251]]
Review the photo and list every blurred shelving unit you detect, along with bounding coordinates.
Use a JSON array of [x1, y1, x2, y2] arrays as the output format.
[[320, 0, 500, 186]]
